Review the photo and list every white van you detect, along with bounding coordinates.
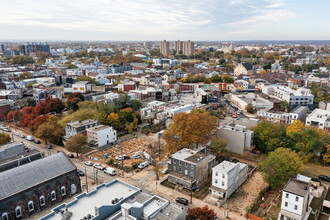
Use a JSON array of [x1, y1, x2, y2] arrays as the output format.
[[138, 161, 149, 169], [104, 167, 116, 176]]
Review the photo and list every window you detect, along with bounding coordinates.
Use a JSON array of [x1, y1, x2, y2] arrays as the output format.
[[222, 181, 224, 186], [286, 193, 289, 199], [15, 206, 22, 218], [179, 161, 181, 166], [222, 174, 225, 178], [179, 167, 182, 173], [28, 201, 34, 212], [285, 202, 288, 207], [173, 166, 176, 171], [173, 159, 176, 164], [295, 196, 299, 202], [40, 195, 45, 206], [191, 164, 194, 170], [215, 172, 218, 176], [2, 212, 8, 220], [215, 179, 218, 184], [51, 190, 56, 201], [61, 186, 66, 196], [294, 205, 298, 210], [185, 163, 188, 168]]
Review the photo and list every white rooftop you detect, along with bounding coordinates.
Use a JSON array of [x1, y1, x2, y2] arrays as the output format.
[[213, 160, 237, 173], [43, 180, 139, 220]]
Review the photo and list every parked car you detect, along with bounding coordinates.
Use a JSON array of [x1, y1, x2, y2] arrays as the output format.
[[311, 177, 321, 183], [67, 153, 74, 158], [161, 168, 169, 174], [3, 128, 10, 132], [33, 139, 41, 144], [45, 145, 52, 149], [116, 155, 127, 160], [104, 167, 116, 176], [175, 197, 189, 205], [26, 135, 34, 141], [138, 161, 149, 169], [94, 163, 106, 170], [132, 154, 140, 159], [77, 169, 85, 176], [84, 161, 93, 166], [319, 175, 330, 182]]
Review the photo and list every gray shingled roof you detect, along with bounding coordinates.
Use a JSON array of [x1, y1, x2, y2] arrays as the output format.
[[0, 153, 76, 201]]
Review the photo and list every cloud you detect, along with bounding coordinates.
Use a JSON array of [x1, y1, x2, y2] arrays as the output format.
[[0, 0, 299, 40]]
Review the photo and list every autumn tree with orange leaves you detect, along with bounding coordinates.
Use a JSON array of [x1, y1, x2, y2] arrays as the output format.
[[163, 110, 217, 153]]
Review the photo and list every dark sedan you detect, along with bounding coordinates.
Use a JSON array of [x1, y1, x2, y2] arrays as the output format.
[[175, 197, 189, 205]]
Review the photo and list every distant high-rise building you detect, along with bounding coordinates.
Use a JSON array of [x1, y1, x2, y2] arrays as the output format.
[[183, 40, 194, 56], [0, 44, 4, 53], [19, 42, 50, 56], [160, 40, 170, 57], [174, 40, 183, 54]]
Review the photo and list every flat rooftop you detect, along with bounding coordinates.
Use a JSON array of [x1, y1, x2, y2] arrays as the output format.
[[283, 178, 309, 197], [42, 180, 140, 220], [87, 125, 110, 132], [67, 119, 98, 128]]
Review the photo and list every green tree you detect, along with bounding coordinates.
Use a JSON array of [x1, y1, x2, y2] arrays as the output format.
[[18, 72, 32, 80], [222, 75, 234, 83], [11, 55, 34, 65], [258, 148, 303, 188], [210, 137, 228, 156], [65, 134, 87, 157], [0, 133, 11, 145], [245, 103, 254, 113], [251, 122, 289, 153], [25, 98, 36, 107]]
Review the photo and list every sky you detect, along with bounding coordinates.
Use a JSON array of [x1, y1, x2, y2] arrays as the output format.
[[0, 0, 329, 41]]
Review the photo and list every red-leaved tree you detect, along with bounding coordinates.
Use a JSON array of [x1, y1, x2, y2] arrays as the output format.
[[186, 206, 216, 220]]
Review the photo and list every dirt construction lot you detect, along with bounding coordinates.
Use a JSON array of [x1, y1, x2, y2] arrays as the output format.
[[227, 172, 268, 215], [86, 133, 164, 166]]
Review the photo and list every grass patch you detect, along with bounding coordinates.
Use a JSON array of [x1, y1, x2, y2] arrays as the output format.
[[193, 178, 212, 199], [302, 163, 330, 178], [81, 146, 94, 154], [160, 179, 175, 189]]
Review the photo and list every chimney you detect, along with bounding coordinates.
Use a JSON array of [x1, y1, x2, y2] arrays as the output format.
[[82, 69, 86, 76]]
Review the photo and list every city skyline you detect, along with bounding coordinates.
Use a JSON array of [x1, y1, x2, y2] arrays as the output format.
[[0, 0, 330, 41]]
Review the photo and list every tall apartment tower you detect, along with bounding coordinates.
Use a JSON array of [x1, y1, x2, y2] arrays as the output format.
[[174, 40, 183, 53], [160, 40, 170, 57], [183, 40, 194, 56], [0, 44, 5, 53]]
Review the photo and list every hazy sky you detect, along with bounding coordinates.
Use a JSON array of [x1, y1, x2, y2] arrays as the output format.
[[1, 0, 329, 41]]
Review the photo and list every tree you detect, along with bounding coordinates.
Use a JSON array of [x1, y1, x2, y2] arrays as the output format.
[[66, 64, 78, 69], [22, 106, 35, 115], [210, 137, 228, 156], [78, 75, 95, 83], [0, 133, 11, 145], [6, 110, 23, 124], [286, 120, 305, 136], [251, 122, 289, 153], [222, 75, 234, 83], [18, 72, 32, 80], [20, 114, 36, 127], [65, 134, 87, 157], [68, 92, 84, 101], [48, 98, 65, 113], [11, 55, 34, 65], [28, 115, 48, 131], [163, 111, 217, 153], [33, 100, 51, 115], [245, 103, 254, 113], [186, 206, 216, 220], [324, 145, 330, 163], [258, 148, 303, 188], [67, 97, 82, 111], [59, 108, 107, 128], [25, 98, 36, 107], [35, 116, 64, 145], [107, 113, 121, 130]]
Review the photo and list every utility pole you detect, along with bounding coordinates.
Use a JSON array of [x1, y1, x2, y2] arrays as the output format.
[[95, 170, 98, 185], [190, 177, 193, 204], [121, 146, 124, 176], [85, 166, 88, 193], [158, 133, 162, 160]]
